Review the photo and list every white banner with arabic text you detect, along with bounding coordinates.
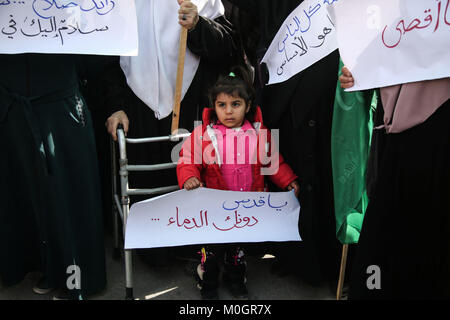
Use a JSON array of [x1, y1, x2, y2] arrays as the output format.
[[125, 188, 301, 249], [329, 0, 450, 91], [0, 0, 138, 55], [261, 0, 339, 85]]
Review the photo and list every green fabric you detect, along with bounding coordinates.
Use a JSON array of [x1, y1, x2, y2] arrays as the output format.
[[331, 60, 377, 244]]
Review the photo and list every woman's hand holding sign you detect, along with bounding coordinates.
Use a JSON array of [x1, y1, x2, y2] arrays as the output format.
[[339, 66, 354, 89]]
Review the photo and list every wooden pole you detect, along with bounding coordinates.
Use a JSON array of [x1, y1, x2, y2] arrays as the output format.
[[171, 27, 188, 135], [336, 244, 349, 300]]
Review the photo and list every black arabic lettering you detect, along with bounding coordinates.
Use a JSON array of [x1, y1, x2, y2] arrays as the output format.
[[75, 22, 108, 35], [291, 35, 308, 55], [283, 43, 298, 63], [326, 13, 335, 27], [277, 60, 287, 75], [18, 15, 110, 45], [309, 26, 332, 48], [1, 15, 17, 38]]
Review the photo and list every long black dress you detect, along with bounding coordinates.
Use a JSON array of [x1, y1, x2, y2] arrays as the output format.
[[228, 0, 341, 285], [0, 54, 106, 297], [349, 99, 450, 299]]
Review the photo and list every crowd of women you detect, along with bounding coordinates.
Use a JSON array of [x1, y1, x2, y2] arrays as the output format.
[[0, 0, 448, 300]]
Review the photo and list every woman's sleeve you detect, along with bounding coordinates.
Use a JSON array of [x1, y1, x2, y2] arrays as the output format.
[[225, 0, 256, 13], [76, 55, 128, 115], [186, 15, 238, 63], [98, 56, 130, 115]]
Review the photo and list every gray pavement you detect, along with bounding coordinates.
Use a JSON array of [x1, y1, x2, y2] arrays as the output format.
[[0, 235, 336, 301]]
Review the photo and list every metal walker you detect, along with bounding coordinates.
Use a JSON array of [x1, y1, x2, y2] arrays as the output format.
[[110, 125, 190, 300]]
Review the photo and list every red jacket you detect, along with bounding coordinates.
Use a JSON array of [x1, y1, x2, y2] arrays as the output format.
[[177, 106, 297, 191]]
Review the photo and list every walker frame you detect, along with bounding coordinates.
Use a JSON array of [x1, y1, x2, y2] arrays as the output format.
[[110, 126, 190, 300]]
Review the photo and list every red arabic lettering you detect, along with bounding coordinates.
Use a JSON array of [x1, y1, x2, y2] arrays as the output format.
[[381, 0, 450, 49], [382, 24, 402, 48], [167, 207, 209, 230], [212, 211, 259, 231], [168, 208, 258, 231], [445, 0, 450, 26]]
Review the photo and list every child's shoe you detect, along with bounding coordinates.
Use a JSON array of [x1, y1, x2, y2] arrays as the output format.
[[195, 248, 220, 300], [223, 247, 248, 300], [223, 267, 248, 300]]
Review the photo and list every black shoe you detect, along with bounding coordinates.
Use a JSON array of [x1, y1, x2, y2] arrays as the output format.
[[32, 276, 54, 295], [53, 288, 81, 300], [197, 283, 219, 300], [195, 264, 219, 300]]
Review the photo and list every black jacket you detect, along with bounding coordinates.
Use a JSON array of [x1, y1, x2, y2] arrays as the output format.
[[228, 0, 341, 283]]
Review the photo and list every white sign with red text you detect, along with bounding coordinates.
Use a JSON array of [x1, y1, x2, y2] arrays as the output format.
[[329, 0, 450, 91], [124, 188, 301, 249]]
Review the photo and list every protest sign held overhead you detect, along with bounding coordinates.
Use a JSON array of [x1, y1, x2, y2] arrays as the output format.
[[125, 188, 301, 249], [0, 0, 138, 55], [261, 0, 339, 85], [330, 0, 450, 91]]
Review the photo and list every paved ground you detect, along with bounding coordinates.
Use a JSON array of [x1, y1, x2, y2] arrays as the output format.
[[0, 234, 336, 301]]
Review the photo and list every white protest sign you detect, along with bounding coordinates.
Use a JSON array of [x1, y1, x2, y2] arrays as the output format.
[[330, 0, 450, 91], [0, 0, 138, 55], [125, 188, 301, 249], [261, 0, 339, 85]]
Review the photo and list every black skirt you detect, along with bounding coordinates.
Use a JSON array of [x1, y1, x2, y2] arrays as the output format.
[[349, 100, 450, 299]]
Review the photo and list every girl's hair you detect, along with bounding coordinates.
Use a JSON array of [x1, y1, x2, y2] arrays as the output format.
[[208, 65, 256, 123]]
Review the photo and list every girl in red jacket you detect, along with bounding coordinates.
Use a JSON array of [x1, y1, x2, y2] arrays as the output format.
[[177, 65, 299, 299]]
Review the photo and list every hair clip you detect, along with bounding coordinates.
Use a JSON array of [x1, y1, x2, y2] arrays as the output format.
[[228, 72, 236, 77]]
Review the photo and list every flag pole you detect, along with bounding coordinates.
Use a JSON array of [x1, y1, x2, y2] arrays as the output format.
[[336, 244, 349, 300], [171, 26, 188, 135]]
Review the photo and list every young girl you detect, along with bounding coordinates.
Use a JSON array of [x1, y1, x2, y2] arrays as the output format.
[[177, 66, 300, 299]]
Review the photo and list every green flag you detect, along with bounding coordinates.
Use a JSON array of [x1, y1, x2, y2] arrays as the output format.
[[331, 59, 377, 244]]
